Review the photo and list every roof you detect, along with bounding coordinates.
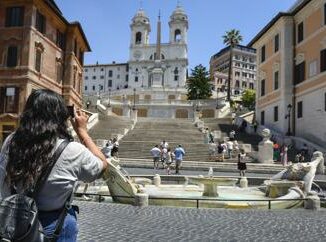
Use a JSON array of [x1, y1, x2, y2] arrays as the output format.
[[211, 44, 256, 61], [247, 0, 311, 47], [43, 0, 91, 51], [84, 63, 128, 68]]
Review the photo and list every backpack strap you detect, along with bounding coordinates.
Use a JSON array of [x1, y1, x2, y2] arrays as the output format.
[[32, 139, 70, 197]]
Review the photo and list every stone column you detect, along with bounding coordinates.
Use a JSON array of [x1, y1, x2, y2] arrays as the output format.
[[258, 128, 274, 163]]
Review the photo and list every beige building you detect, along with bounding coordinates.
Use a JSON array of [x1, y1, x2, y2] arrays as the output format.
[[209, 44, 257, 95], [0, 0, 90, 143], [248, 0, 326, 145]]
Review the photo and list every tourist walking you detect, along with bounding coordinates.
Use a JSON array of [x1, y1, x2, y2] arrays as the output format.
[[0, 89, 108, 241], [252, 120, 258, 133], [174, 144, 185, 174], [204, 128, 210, 144], [150, 145, 161, 169], [208, 142, 217, 160], [166, 148, 174, 175], [161, 147, 168, 169], [101, 139, 113, 159], [280, 145, 288, 166], [216, 142, 225, 162], [160, 140, 169, 149], [238, 149, 247, 176], [226, 140, 234, 159], [229, 130, 236, 141], [111, 137, 119, 158]]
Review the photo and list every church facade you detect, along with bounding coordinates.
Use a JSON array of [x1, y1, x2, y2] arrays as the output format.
[[83, 6, 189, 95]]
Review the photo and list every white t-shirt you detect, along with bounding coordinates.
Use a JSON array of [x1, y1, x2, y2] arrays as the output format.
[[0, 135, 103, 211], [150, 147, 161, 158]]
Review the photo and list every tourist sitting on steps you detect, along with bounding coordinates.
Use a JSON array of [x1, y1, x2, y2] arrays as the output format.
[[0, 89, 108, 241]]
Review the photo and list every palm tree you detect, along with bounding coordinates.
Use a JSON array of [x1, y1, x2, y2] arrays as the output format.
[[222, 29, 243, 101]]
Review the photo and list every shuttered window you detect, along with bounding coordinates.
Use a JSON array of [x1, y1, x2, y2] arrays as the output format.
[[36, 11, 46, 34], [5, 7, 24, 27], [294, 62, 305, 85], [7, 46, 18, 67], [321, 49, 326, 72]]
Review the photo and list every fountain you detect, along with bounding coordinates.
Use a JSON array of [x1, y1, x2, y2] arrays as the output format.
[[93, 152, 324, 209]]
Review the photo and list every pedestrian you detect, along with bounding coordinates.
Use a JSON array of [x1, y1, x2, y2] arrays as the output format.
[[166, 148, 174, 175], [161, 147, 168, 169], [111, 137, 119, 158], [253, 120, 258, 133], [208, 141, 217, 160], [209, 129, 214, 143], [280, 145, 288, 166], [226, 140, 234, 159], [204, 128, 210, 144], [174, 144, 185, 174], [300, 143, 309, 161], [150, 145, 161, 169], [229, 130, 236, 141], [273, 143, 280, 162], [0, 89, 108, 241], [101, 139, 113, 159], [86, 100, 91, 109], [240, 120, 247, 132], [238, 149, 247, 176], [160, 140, 169, 149], [216, 142, 225, 162]]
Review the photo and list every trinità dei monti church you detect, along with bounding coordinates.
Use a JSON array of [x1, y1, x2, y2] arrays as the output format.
[[84, 5, 220, 118]]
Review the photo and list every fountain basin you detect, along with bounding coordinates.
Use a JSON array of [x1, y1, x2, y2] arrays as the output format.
[[187, 176, 238, 197]]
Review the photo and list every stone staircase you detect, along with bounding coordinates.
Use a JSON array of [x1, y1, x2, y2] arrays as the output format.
[[88, 114, 134, 141], [118, 118, 211, 161]]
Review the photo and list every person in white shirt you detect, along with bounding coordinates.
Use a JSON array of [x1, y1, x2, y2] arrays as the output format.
[[150, 145, 161, 169], [226, 140, 234, 159], [229, 130, 236, 141], [101, 139, 113, 159], [160, 140, 169, 149]]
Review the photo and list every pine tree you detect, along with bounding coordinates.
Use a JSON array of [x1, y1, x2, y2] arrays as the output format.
[[187, 64, 212, 100]]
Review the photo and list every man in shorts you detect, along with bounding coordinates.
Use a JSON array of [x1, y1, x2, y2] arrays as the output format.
[[150, 145, 161, 169], [174, 144, 185, 174]]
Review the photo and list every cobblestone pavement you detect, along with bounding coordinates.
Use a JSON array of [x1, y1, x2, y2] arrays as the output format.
[[76, 201, 326, 242]]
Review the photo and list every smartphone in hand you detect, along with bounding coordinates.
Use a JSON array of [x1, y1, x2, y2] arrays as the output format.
[[67, 105, 75, 118]]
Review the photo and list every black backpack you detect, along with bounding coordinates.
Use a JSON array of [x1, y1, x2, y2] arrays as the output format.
[[0, 140, 70, 242]]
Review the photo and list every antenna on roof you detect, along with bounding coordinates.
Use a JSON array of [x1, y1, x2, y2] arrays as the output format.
[[139, 0, 143, 10], [158, 9, 161, 20], [177, 0, 181, 7]]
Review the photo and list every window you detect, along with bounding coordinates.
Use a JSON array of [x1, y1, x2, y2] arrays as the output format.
[[0, 87, 19, 114], [108, 70, 113, 77], [324, 3, 326, 25], [56, 62, 63, 83], [85, 76, 88, 80], [274, 106, 278, 122], [135, 76, 139, 82], [235, 72, 240, 77], [297, 22, 304, 43], [125, 75, 129, 82], [92, 76, 96, 80], [5, 7, 24, 27], [35, 49, 42, 72], [92, 85, 95, 91], [261, 111, 265, 125], [101, 68, 104, 71], [260, 79, 265, 96], [309, 60, 317, 77], [108, 80, 112, 87], [249, 83, 254, 89], [175, 29, 182, 42], [242, 72, 247, 78], [235, 80, 240, 88], [274, 71, 279, 90], [297, 101, 303, 118], [294, 62, 305, 84], [36, 11, 46, 34], [85, 69, 88, 72], [100, 76, 104, 79], [321, 49, 326, 72], [174, 67, 179, 81], [74, 39, 78, 56], [85, 86, 87, 91], [56, 30, 65, 50], [100, 85, 103, 91], [274, 34, 279, 52], [117, 75, 120, 79], [7, 46, 18, 67], [135, 32, 142, 44], [261, 45, 266, 63]]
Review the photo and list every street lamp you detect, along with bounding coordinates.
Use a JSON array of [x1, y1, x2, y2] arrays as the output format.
[[196, 89, 200, 112], [132, 88, 136, 110], [107, 88, 111, 107], [285, 104, 292, 136]]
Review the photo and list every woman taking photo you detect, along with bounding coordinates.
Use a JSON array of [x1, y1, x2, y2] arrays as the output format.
[[0, 89, 108, 241]]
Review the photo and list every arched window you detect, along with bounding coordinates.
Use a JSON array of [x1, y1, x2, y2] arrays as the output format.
[[174, 67, 179, 81], [175, 29, 182, 42], [135, 32, 142, 44]]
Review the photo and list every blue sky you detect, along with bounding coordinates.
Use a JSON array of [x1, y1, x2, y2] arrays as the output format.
[[55, 0, 296, 69]]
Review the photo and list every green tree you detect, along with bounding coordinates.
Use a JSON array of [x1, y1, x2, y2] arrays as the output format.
[[222, 29, 243, 101], [187, 64, 212, 100], [242, 89, 256, 110]]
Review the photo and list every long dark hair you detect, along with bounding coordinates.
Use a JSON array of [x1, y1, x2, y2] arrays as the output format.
[[6, 89, 72, 190]]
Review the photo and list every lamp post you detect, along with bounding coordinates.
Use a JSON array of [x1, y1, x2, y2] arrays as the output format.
[[132, 88, 136, 110], [285, 104, 292, 136], [107, 88, 111, 107], [196, 89, 200, 112]]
